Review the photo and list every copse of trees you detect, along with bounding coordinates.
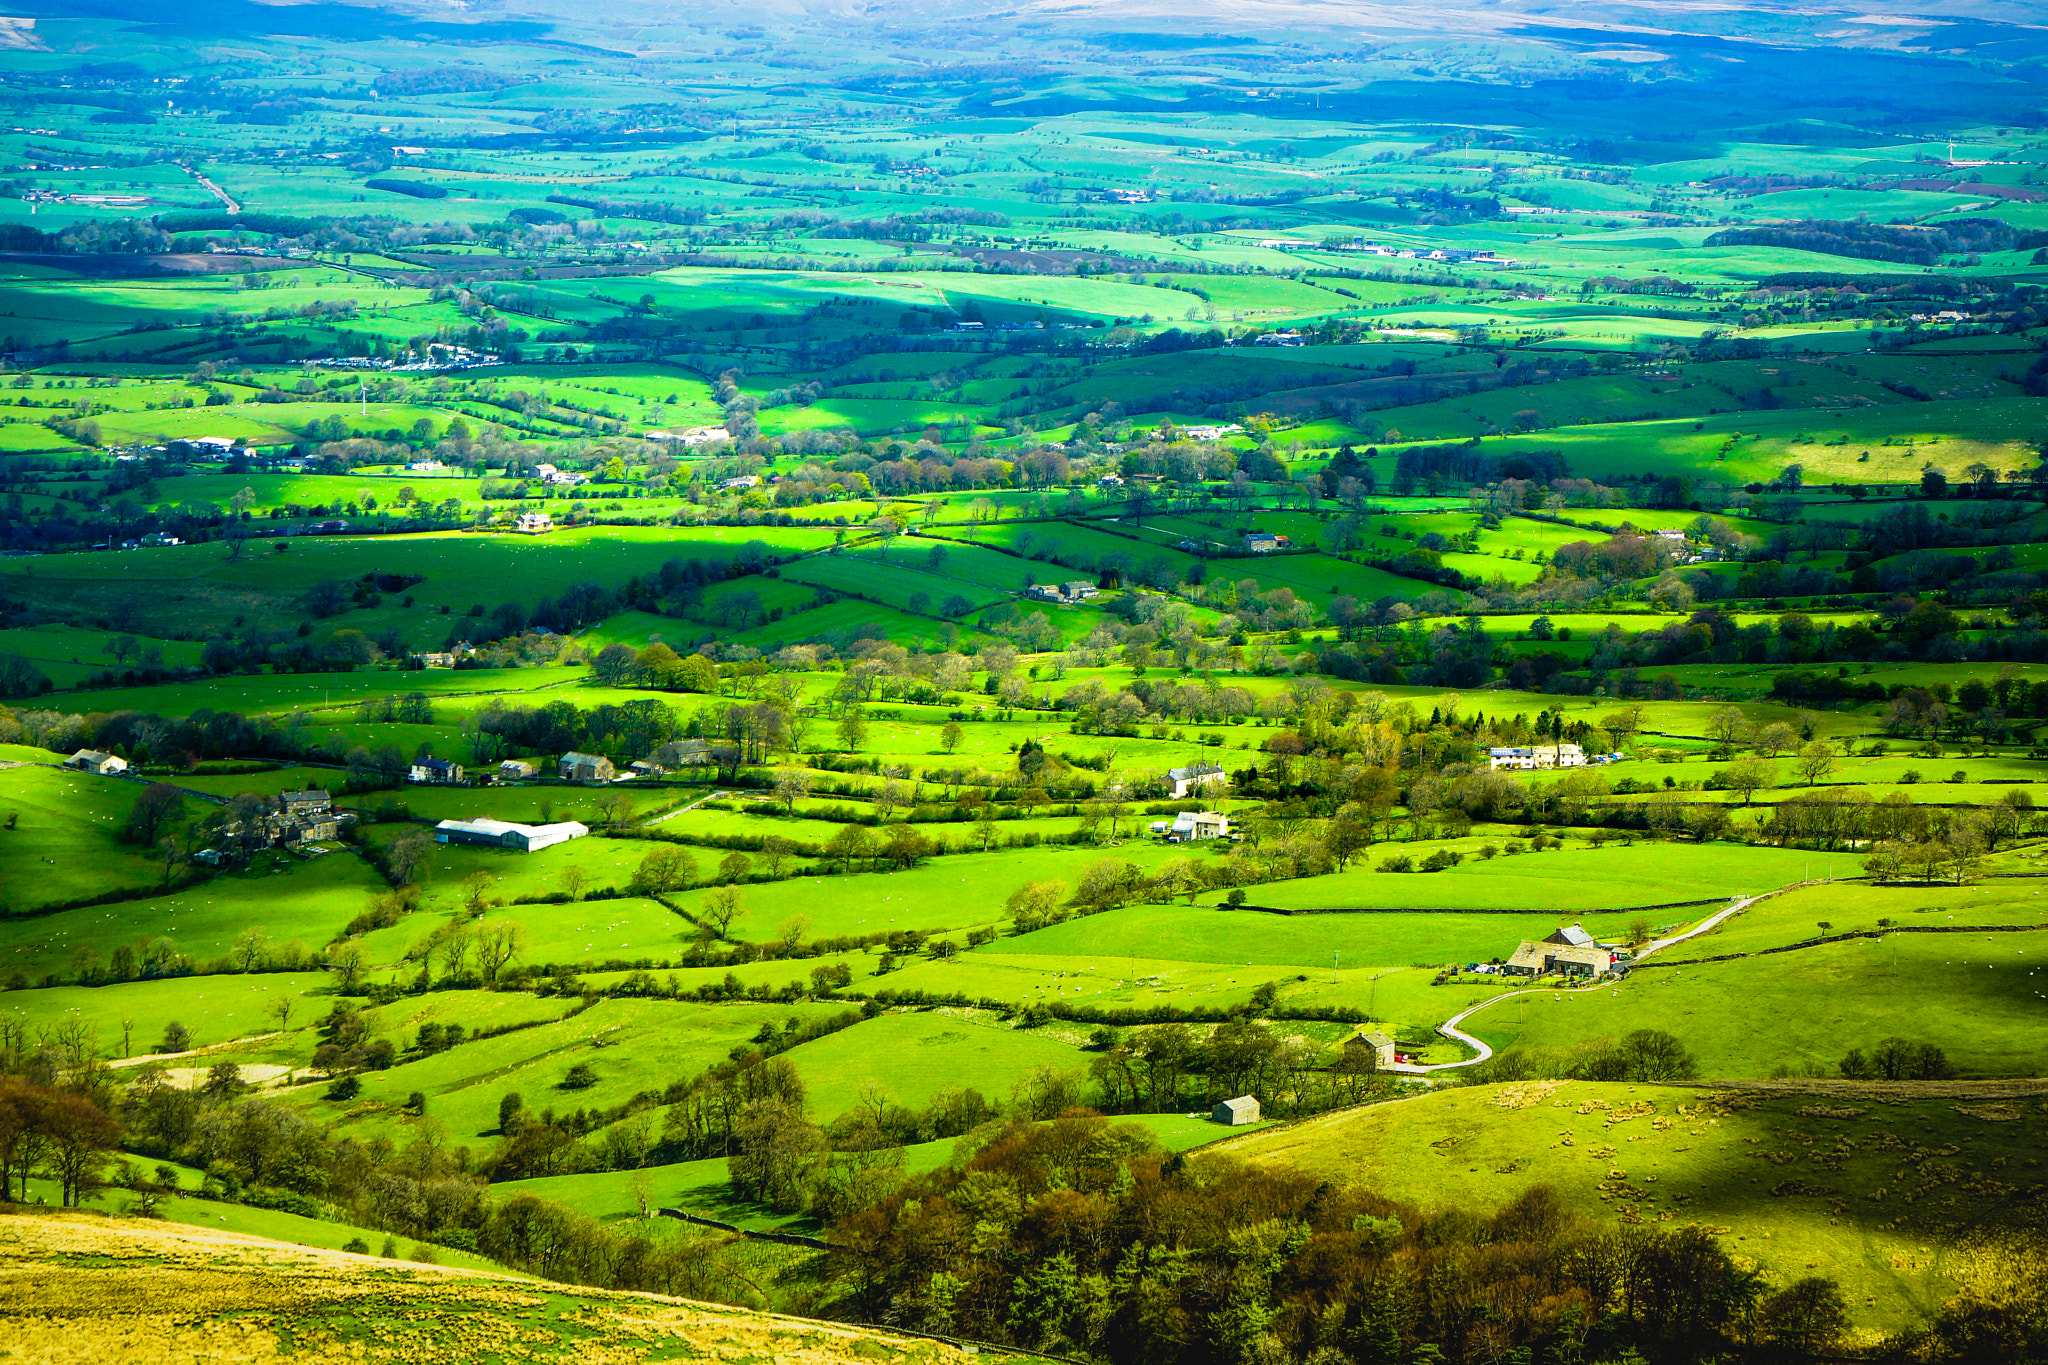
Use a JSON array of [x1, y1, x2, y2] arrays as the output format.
[[823, 1113, 1856, 1364]]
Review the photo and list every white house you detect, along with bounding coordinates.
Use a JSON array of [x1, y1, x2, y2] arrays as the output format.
[[515, 511, 553, 534], [1166, 762, 1226, 799], [1169, 810, 1229, 842], [1487, 743, 1585, 771], [66, 749, 128, 776]]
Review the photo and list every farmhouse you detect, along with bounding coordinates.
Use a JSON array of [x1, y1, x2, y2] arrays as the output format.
[[409, 757, 464, 785], [280, 790, 331, 819], [1213, 1095, 1260, 1125], [559, 752, 616, 783], [1346, 1030, 1396, 1068], [1166, 762, 1226, 799], [1241, 531, 1290, 554], [219, 795, 343, 851], [1545, 923, 1599, 949], [719, 475, 760, 493], [415, 651, 457, 668], [1026, 580, 1100, 604], [1168, 810, 1229, 842], [646, 425, 730, 446], [515, 511, 554, 534], [497, 760, 537, 780], [65, 750, 127, 775], [1503, 940, 1614, 979], [1487, 743, 1585, 771], [650, 739, 713, 770], [434, 817, 589, 853]]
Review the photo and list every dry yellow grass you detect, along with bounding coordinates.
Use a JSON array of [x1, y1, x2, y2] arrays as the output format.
[[0, 1213, 972, 1365]]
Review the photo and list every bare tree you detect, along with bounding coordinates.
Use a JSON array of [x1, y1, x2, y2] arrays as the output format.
[[772, 767, 811, 814], [439, 920, 475, 979], [1795, 741, 1837, 788], [473, 920, 526, 983], [702, 886, 745, 938], [326, 942, 368, 992]]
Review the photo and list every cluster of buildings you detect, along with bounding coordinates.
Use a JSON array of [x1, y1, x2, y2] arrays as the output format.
[[1494, 924, 1623, 980], [1149, 762, 1234, 843], [407, 750, 674, 786], [1241, 530, 1293, 554], [530, 463, 589, 488], [1149, 810, 1230, 842], [1023, 580, 1099, 605], [305, 346, 501, 372], [646, 426, 731, 446], [66, 750, 128, 775], [1484, 742, 1586, 771], [1484, 743, 1628, 771], [194, 789, 348, 863]]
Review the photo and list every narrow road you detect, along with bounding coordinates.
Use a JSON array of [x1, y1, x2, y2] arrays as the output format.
[[1396, 884, 1798, 1074], [182, 163, 239, 214]]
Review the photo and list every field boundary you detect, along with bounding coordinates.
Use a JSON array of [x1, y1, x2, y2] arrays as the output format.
[[1235, 896, 1728, 916], [1633, 920, 2048, 969]]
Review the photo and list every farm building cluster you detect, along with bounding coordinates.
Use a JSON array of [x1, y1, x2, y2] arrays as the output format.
[[1470, 924, 1626, 980]]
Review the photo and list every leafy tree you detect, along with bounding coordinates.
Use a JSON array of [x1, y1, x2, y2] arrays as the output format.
[[1719, 756, 1777, 804], [1794, 740, 1837, 787]]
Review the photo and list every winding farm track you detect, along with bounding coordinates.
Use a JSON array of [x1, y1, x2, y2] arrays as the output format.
[[1399, 883, 1808, 1074]]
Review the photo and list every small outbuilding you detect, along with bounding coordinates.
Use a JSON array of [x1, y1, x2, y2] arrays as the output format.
[[1212, 1095, 1261, 1126], [497, 760, 537, 781], [1346, 1030, 1397, 1068]]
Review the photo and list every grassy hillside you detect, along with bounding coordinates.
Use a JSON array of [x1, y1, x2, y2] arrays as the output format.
[[1223, 1078, 2048, 1336], [0, 1211, 994, 1364]]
